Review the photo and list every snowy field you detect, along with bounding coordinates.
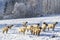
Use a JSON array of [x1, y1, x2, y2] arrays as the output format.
[[0, 16, 60, 40], [0, 26, 60, 40]]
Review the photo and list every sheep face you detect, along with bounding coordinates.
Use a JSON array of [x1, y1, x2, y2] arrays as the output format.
[[55, 22, 58, 25], [8, 25, 14, 29]]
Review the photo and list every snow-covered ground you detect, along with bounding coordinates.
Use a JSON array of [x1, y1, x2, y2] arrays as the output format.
[[0, 26, 60, 40], [0, 16, 60, 40], [0, 16, 60, 24]]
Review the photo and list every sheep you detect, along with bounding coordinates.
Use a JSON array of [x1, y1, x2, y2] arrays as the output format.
[[47, 22, 58, 31], [8, 25, 14, 29], [18, 27, 27, 34], [25, 23, 40, 35], [42, 22, 48, 31], [30, 27, 42, 36], [28, 24, 40, 33], [26, 23, 39, 31], [2, 27, 9, 33], [30, 24, 42, 36], [35, 27, 42, 36], [18, 25, 34, 34], [22, 22, 28, 27], [18, 23, 47, 35], [26, 25, 32, 32], [2, 25, 14, 34], [32, 24, 40, 29], [18, 22, 28, 34], [25, 23, 40, 32]]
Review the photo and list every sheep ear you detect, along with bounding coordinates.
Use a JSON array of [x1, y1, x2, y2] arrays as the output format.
[[46, 24, 48, 26], [56, 22, 58, 24], [11, 25, 14, 26], [26, 22, 28, 23], [40, 27, 42, 29]]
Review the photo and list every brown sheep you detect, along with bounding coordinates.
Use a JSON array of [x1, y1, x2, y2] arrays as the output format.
[[42, 22, 48, 31], [47, 22, 58, 31], [2, 25, 14, 34]]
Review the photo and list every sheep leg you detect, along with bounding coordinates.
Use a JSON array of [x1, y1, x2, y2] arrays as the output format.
[[6, 30, 8, 34], [37, 31, 40, 36], [36, 32, 37, 35], [32, 32, 35, 35], [35, 32, 36, 35], [38, 33, 40, 36], [33, 32, 35, 35], [27, 29, 29, 32], [9, 27, 11, 29], [37, 32, 39, 36], [30, 31, 33, 35], [19, 31, 20, 33], [38, 32, 40, 36], [32, 30, 35, 35], [3, 30, 5, 33], [42, 28, 46, 32], [43, 29, 45, 32], [48, 28, 49, 31], [52, 27, 55, 31], [23, 31, 25, 34]]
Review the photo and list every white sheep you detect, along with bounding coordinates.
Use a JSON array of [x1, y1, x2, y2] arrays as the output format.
[[2, 25, 14, 34], [47, 22, 58, 31], [42, 22, 48, 31]]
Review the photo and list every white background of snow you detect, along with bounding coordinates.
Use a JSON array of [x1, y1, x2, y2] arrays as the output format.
[[0, 26, 60, 40], [0, 16, 60, 24], [0, 16, 60, 40]]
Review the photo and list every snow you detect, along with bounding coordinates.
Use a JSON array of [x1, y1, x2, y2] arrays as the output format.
[[0, 26, 60, 40], [0, 16, 60, 40], [0, 16, 60, 24]]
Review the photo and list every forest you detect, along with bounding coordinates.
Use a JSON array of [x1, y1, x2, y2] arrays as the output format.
[[0, 0, 60, 19]]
